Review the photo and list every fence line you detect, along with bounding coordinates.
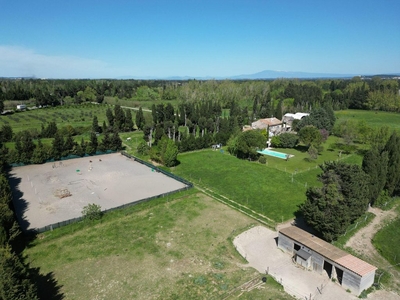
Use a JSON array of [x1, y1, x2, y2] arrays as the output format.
[[29, 152, 193, 234]]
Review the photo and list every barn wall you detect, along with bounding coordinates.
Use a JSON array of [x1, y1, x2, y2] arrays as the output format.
[[311, 252, 324, 274], [359, 271, 375, 294], [277, 233, 293, 253], [342, 269, 362, 295]]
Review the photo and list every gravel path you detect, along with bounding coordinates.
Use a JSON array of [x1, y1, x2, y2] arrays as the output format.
[[345, 206, 400, 299]]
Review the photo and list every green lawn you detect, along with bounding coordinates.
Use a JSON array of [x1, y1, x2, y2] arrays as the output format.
[[335, 109, 400, 130], [24, 190, 292, 300]]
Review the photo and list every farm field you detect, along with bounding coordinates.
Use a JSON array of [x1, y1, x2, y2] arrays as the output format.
[[0, 104, 110, 133], [335, 109, 400, 130], [24, 190, 292, 300]]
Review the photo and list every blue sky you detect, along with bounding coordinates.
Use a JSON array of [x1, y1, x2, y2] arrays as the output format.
[[1, 0, 399, 78]]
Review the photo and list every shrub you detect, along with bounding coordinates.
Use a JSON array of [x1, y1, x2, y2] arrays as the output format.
[[259, 156, 267, 164], [82, 203, 102, 221], [277, 133, 299, 148]]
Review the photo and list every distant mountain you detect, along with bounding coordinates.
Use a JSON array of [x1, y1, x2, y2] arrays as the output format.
[[229, 70, 355, 79], [116, 70, 400, 80]]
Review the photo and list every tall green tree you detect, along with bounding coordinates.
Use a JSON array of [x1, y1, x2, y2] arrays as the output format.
[[136, 107, 145, 130], [52, 132, 65, 160], [114, 105, 125, 131], [159, 136, 179, 167], [384, 132, 400, 196], [106, 107, 114, 127], [124, 109, 134, 132], [301, 162, 370, 241], [362, 148, 388, 205]]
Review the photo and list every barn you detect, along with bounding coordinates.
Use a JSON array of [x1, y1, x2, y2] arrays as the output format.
[[278, 226, 377, 296]]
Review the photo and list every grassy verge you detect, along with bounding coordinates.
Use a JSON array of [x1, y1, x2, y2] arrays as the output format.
[[372, 205, 400, 271], [332, 212, 375, 249]]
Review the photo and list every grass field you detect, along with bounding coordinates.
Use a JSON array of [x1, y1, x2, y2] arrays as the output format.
[[372, 204, 400, 271], [335, 109, 400, 130], [0, 104, 111, 133], [171, 139, 362, 224], [24, 190, 292, 300]]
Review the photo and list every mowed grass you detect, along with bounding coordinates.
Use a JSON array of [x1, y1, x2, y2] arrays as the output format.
[[335, 109, 400, 130], [173, 150, 308, 222], [171, 139, 363, 223], [24, 190, 292, 300]]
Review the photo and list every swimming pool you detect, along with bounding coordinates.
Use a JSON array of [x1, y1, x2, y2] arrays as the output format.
[[257, 149, 291, 159]]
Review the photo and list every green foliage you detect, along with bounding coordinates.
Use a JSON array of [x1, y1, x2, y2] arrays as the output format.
[[82, 203, 102, 221], [136, 140, 150, 155], [229, 130, 266, 160], [297, 107, 335, 132], [301, 161, 370, 241], [0, 246, 38, 300], [272, 133, 298, 148], [298, 125, 322, 147], [362, 148, 388, 205], [160, 137, 179, 167], [383, 131, 400, 197], [258, 156, 267, 164], [270, 135, 281, 148], [135, 107, 145, 130]]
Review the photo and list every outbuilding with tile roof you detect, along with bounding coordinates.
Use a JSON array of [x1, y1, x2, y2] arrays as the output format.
[[278, 226, 377, 296]]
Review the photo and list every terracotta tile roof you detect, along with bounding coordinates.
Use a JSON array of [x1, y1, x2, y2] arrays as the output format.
[[335, 254, 377, 277], [279, 226, 377, 277]]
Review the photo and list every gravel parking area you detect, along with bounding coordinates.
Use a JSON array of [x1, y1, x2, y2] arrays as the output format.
[[9, 153, 188, 232]]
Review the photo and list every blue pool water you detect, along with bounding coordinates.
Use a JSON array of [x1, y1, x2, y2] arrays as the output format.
[[257, 149, 291, 159]]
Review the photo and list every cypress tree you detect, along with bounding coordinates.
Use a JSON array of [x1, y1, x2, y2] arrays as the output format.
[[384, 132, 400, 196], [362, 148, 388, 205], [124, 109, 134, 132], [136, 107, 145, 130]]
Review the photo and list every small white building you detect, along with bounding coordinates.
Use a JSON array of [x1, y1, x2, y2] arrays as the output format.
[[278, 226, 377, 296]]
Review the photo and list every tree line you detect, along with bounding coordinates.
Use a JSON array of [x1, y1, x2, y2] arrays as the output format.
[[0, 106, 127, 166], [1, 77, 399, 113]]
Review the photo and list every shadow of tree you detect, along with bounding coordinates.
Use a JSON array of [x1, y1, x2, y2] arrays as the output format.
[[7, 169, 65, 300]]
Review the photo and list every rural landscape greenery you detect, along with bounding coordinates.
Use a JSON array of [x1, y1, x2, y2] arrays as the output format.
[[0, 77, 400, 299]]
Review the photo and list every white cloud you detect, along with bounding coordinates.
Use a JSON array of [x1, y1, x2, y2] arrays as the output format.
[[0, 45, 123, 78]]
